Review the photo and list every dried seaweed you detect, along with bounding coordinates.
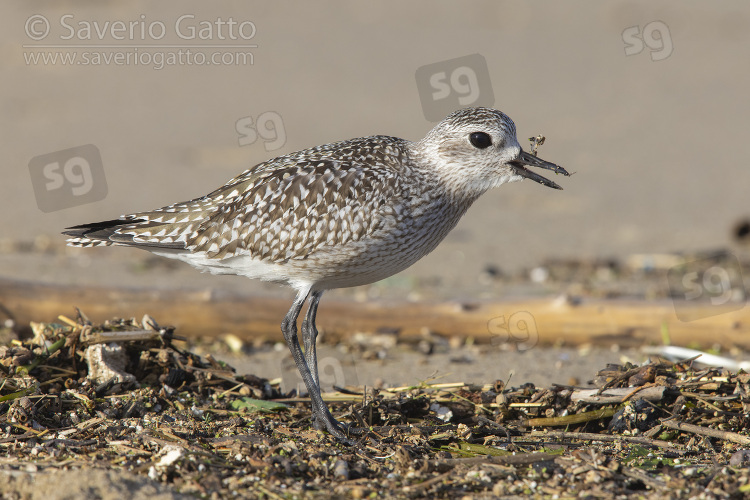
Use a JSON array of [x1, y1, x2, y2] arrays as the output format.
[[1, 312, 750, 498]]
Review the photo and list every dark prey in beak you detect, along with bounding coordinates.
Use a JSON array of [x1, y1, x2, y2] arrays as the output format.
[[510, 150, 571, 190]]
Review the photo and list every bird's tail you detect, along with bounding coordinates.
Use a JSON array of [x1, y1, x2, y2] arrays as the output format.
[[63, 217, 187, 251], [63, 219, 136, 248]]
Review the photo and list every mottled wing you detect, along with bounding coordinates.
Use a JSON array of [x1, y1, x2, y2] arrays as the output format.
[[65, 136, 409, 262], [188, 138, 408, 261]]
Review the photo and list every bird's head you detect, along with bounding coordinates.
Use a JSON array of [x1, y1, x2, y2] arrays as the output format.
[[415, 107, 570, 198]]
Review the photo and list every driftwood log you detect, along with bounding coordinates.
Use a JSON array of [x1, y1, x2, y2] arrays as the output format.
[[0, 277, 748, 348]]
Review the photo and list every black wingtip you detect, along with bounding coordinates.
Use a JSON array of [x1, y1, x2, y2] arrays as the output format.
[[62, 218, 146, 238]]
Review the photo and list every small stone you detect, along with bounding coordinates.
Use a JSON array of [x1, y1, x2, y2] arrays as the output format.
[[333, 459, 349, 480], [729, 449, 750, 467]]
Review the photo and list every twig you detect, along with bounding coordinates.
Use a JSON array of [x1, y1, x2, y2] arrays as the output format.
[[403, 470, 454, 492], [427, 451, 558, 469], [571, 386, 665, 404], [217, 382, 246, 399], [596, 366, 644, 395], [529, 430, 685, 454], [81, 329, 164, 345], [0, 431, 38, 444], [661, 419, 750, 446], [255, 483, 286, 500], [522, 407, 616, 427], [0, 386, 37, 403], [620, 464, 669, 490], [17, 337, 66, 375], [384, 381, 466, 393], [41, 438, 98, 448]]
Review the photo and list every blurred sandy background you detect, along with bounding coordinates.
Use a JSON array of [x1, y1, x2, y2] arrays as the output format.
[[1, 1, 749, 299], [1, 11, 749, 499]]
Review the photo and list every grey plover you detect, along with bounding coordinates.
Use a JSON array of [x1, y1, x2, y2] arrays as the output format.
[[64, 107, 570, 443]]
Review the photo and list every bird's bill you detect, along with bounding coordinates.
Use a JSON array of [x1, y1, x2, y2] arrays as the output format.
[[510, 150, 571, 190]]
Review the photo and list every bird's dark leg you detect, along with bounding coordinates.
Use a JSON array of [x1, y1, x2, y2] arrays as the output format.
[[282, 289, 351, 444], [302, 291, 323, 386], [302, 291, 323, 429]]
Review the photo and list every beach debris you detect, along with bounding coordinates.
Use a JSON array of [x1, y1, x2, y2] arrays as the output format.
[[83, 343, 136, 385], [643, 345, 750, 371], [1, 310, 750, 498]]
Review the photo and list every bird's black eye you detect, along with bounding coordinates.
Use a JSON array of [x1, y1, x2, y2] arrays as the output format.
[[469, 132, 492, 149]]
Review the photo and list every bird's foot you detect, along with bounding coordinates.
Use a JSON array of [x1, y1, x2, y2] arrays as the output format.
[[312, 410, 356, 446]]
